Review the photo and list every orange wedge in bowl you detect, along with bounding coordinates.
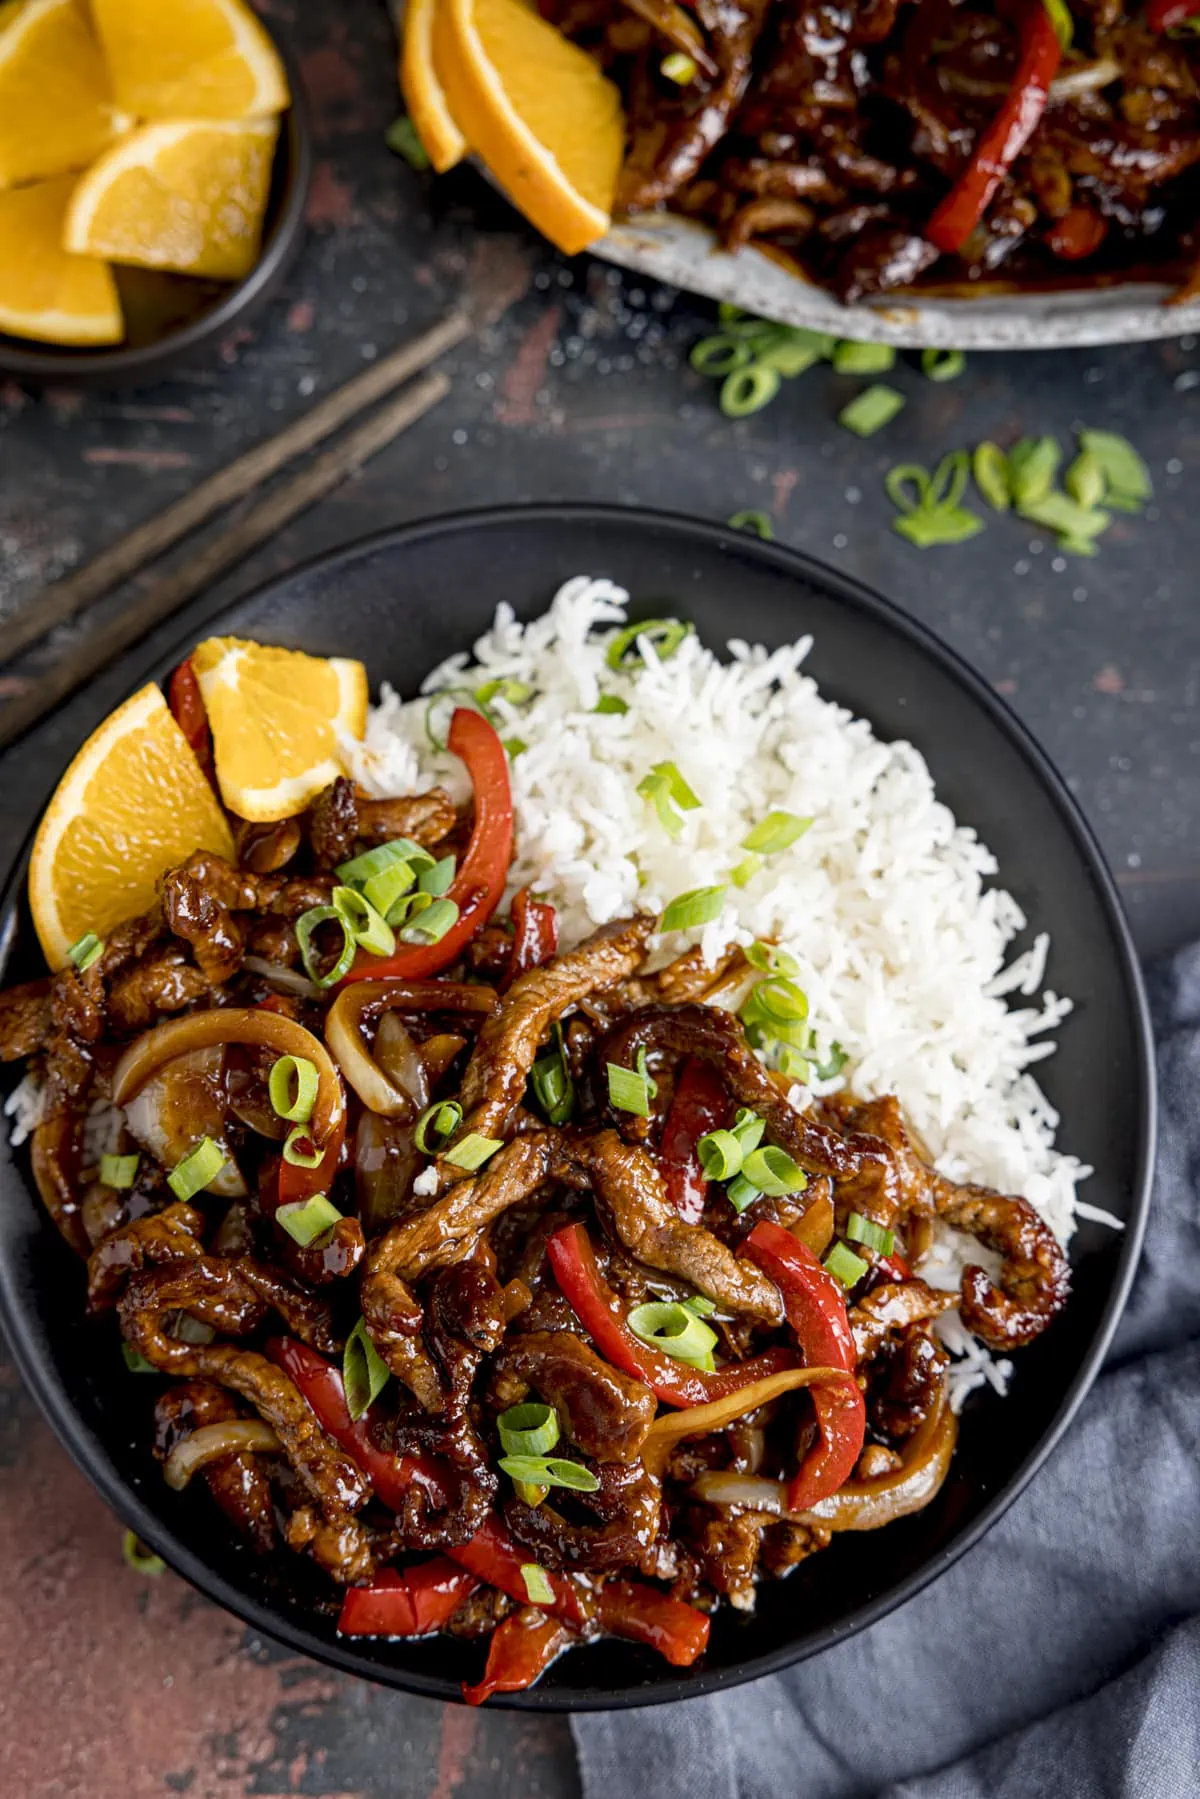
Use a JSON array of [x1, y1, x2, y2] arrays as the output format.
[[401, 0, 466, 174], [89, 0, 289, 121], [0, 174, 122, 345], [29, 684, 235, 971], [436, 0, 624, 256], [0, 0, 121, 190]]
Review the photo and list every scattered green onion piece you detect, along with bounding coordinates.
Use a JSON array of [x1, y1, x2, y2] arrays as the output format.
[[744, 942, 800, 976], [637, 760, 701, 840], [730, 1107, 766, 1155], [929, 450, 971, 510], [418, 855, 456, 898], [498, 1455, 600, 1493], [67, 931, 103, 972], [892, 505, 983, 548], [1007, 437, 1061, 506], [336, 838, 433, 888], [475, 677, 534, 707], [697, 1128, 744, 1181], [812, 1041, 849, 1081], [972, 441, 1012, 512], [730, 853, 762, 888], [627, 1301, 718, 1371], [921, 348, 966, 382], [741, 810, 812, 855], [122, 1343, 158, 1374], [498, 1402, 561, 1458], [721, 363, 781, 417], [839, 384, 905, 437], [690, 335, 753, 377], [660, 50, 697, 83], [1017, 491, 1111, 546], [504, 737, 527, 759], [885, 463, 930, 514], [443, 1132, 503, 1172], [343, 1316, 391, 1422], [363, 861, 417, 923], [683, 1294, 717, 1317], [824, 1241, 870, 1288], [385, 114, 430, 170], [755, 327, 833, 375], [594, 693, 629, 715], [1078, 429, 1151, 506], [295, 904, 356, 988], [513, 1480, 550, 1507], [728, 509, 774, 539], [122, 1530, 165, 1577], [282, 1126, 325, 1169], [415, 1099, 463, 1154], [521, 1563, 557, 1605], [832, 338, 896, 374], [740, 1144, 808, 1197], [607, 1052, 655, 1119], [100, 1153, 139, 1189], [1040, 0, 1073, 49], [660, 885, 727, 932], [531, 1025, 575, 1127], [726, 1173, 762, 1214], [775, 1045, 810, 1081], [605, 618, 692, 670], [397, 895, 459, 945], [268, 1054, 319, 1125], [277, 1194, 342, 1246], [749, 975, 809, 1025], [845, 1211, 896, 1255], [167, 1137, 227, 1201], [332, 885, 396, 958]]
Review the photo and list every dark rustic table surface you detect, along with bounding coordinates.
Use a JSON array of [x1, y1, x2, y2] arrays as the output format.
[[0, 3, 1197, 1795]]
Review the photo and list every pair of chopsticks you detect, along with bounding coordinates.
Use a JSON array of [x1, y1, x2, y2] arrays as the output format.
[[0, 307, 474, 755]]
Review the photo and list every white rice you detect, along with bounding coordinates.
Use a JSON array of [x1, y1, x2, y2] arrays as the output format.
[[347, 575, 1094, 1408]]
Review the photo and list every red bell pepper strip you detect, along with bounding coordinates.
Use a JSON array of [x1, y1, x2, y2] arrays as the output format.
[[444, 1514, 587, 1628], [742, 1221, 866, 1511], [502, 887, 558, 990], [462, 1609, 576, 1705], [594, 1580, 711, 1668], [925, 0, 1062, 256], [267, 1335, 448, 1512], [343, 707, 513, 983], [1148, 0, 1200, 28], [167, 657, 213, 775], [338, 1558, 478, 1637], [1046, 206, 1106, 260], [546, 1222, 799, 1409], [262, 1110, 347, 1215], [875, 1251, 912, 1286], [659, 1057, 728, 1225]]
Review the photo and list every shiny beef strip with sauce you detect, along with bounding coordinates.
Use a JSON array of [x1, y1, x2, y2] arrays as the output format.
[[544, 0, 1200, 300], [0, 738, 1071, 1699]]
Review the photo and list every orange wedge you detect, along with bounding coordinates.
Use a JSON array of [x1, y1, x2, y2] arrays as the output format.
[[89, 0, 288, 121], [437, 0, 624, 256], [29, 684, 235, 971], [0, 0, 121, 190], [63, 117, 278, 281], [190, 638, 369, 822], [0, 175, 122, 345], [401, 0, 466, 174]]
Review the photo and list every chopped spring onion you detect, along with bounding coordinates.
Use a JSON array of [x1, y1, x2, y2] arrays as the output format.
[[887, 451, 982, 547], [744, 941, 800, 975], [659, 885, 727, 932], [839, 385, 905, 436], [337, 837, 433, 888], [363, 865, 417, 922], [282, 1126, 325, 1169], [418, 854, 456, 897], [811, 1041, 849, 1081], [690, 335, 753, 377], [498, 1454, 600, 1493], [1041, 0, 1074, 49], [268, 1054, 318, 1124], [730, 853, 762, 889], [520, 1563, 557, 1606], [593, 693, 629, 715], [832, 338, 896, 375], [296, 905, 357, 988], [167, 1137, 227, 1201], [332, 885, 395, 958], [660, 50, 697, 83], [100, 1153, 139, 1189], [741, 1144, 808, 1197], [1017, 490, 1111, 550], [627, 1300, 718, 1371], [1078, 429, 1151, 507], [886, 463, 932, 514], [728, 509, 774, 539], [721, 362, 782, 418], [637, 760, 701, 840], [1065, 449, 1106, 511], [475, 677, 534, 707], [845, 1211, 896, 1255], [607, 1046, 657, 1119], [443, 1132, 503, 1172], [67, 931, 103, 972], [343, 1316, 391, 1421], [921, 348, 966, 382], [683, 1293, 717, 1317], [385, 114, 430, 171], [697, 1128, 744, 1181], [1007, 437, 1060, 506], [743, 976, 810, 1050], [530, 1024, 575, 1126], [756, 329, 832, 377], [730, 1107, 766, 1156], [498, 1402, 561, 1458], [972, 441, 1012, 512], [504, 737, 527, 759], [741, 810, 812, 855], [277, 1194, 342, 1246], [122, 1343, 158, 1374], [122, 1530, 165, 1577], [824, 1241, 869, 1289], [397, 895, 459, 945], [726, 1173, 762, 1214], [605, 618, 692, 670], [415, 1099, 463, 1154], [893, 505, 983, 548]]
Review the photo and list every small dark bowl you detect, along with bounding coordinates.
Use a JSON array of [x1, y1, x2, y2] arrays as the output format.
[[0, 507, 1155, 1709], [0, 16, 311, 389]]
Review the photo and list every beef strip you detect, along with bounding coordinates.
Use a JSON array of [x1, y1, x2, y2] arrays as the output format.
[[505, 1457, 662, 1572], [309, 778, 458, 869], [0, 979, 50, 1060], [849, 1278, 954, 1362], [932, 1178, 1071, 1348], [286, 1507, 376, 1583], [87, 1200, 206, 1310], [487, 1329, 657, 1463], [154, 1381, 276, 1552]]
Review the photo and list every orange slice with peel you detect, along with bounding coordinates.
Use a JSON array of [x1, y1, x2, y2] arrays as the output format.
[[0, 0, 121, 191], [437, 0, 624, 256], [89, 0, 289, 121], [29, 684, 235, 971], [0, 175, 122, 346], [401, 0, 467, 174], [190, 637, 368, 823]]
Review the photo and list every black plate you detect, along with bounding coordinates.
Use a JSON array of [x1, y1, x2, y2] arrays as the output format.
[[0, 506, 1155, 1709]]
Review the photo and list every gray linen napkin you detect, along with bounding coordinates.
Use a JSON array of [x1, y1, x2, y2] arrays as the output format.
[[573, 945, 1200, 1799]]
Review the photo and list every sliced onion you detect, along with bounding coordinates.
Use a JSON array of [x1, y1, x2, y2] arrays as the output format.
[[691, 1472, 789, 1515], [801, 1390, 957, 1532], [124, 1047, 247, 1200], [375, 1012, 429, 1113], [355, 1109, 421, 1234], [641, 1365, 854, 1478], [242, 956, 324, 1000], [1050, 58, 1121, 102], [163, 1419, 282, 1490], [326, 980, 494, 1119]]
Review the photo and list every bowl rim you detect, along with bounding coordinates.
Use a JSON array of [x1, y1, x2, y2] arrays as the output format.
[[0, 15, 312, 383], [0, 503, 1157, 1709]]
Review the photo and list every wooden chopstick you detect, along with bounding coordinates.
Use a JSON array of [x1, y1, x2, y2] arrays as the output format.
[[0, 307, 472, 668], [0, 369, 451, 755]]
